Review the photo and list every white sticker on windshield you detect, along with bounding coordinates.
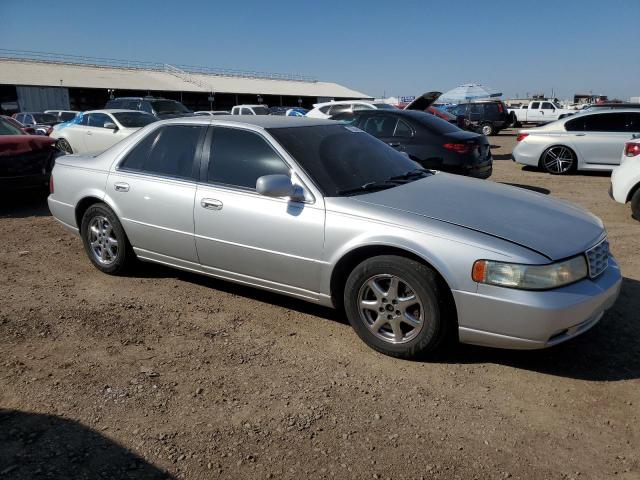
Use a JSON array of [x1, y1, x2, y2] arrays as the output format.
[[344, 126, 364, 133]]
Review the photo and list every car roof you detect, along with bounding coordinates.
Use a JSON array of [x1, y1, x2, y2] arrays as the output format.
[[313, 100, 378, 108], [109, 97, 169, 101], [234, 105, 266, 108], [85, 109, 147, 114], [156, 115, 336, 129], [568, 108, 640, 117]]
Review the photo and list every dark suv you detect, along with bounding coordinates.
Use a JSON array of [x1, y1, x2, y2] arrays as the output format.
[[440, 100, 511, 136], [104, 97, 193, 119]]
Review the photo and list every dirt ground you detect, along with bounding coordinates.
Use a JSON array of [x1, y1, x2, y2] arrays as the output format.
[[1, 130, 639, 480]]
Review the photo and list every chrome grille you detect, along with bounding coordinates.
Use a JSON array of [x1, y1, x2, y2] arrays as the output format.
[[585, 238, 609, 278]]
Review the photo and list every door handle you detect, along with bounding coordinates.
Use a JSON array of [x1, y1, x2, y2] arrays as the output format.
[[574, 133, 586, 136], [114, 182, 129, 192], [86, 131, 92, 135], [388, 142, 401, 147], [201, 198, 223, 210]]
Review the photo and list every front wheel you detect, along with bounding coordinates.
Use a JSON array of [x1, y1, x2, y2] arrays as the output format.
[[540, 145, 576, 174], [343, 255, 449, 359], [480, 123, 495, 136], [80, 203, 134, 274], [56, 138, 73, 154]]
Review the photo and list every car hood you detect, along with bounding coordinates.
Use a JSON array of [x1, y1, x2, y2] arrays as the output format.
[[404, 91, 442, 111], [0, 135, 55, 156], [350, 173, 604, 260]]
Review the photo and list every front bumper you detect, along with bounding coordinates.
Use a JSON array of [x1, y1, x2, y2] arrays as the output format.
[[452, 256, 622, 349]]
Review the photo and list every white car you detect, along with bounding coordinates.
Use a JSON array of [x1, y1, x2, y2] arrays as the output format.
[[52, 109, 156, 154], [194, 111, 230, 116], [230, 105, 270, 115], [513, 109, 640, 174], [611, 136, 640, 220], [305, 100, 396, 119]]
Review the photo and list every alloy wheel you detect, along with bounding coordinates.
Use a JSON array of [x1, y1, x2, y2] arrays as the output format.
[[357, 274, 425, 344], [543, 146, 574, 174], [481, 124, 493, 136], [88, 215, 119, 266], [57, 139, 73, 154]]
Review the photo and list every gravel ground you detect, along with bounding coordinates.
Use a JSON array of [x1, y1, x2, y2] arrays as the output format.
[[1, 130, 639, 480]]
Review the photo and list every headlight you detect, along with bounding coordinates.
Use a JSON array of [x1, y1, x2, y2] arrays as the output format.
[[472, 256, 588, 290]]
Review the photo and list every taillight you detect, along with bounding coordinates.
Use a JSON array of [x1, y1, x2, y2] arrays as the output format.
[[49, 175, 54, 194], [497, 102, 504, 113], [443, 143, 473, 154], [624, 142, 640, 157], [516, 133, 529, 142]]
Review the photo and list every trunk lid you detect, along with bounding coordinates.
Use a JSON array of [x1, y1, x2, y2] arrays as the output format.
[[404, 91, 442, 111]]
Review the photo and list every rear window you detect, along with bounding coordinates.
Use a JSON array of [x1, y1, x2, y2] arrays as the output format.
[[32, 113, 58, 123], [59, 112, 77, 121], [113, 112, 157, 128], [373, 103, 396, 110]]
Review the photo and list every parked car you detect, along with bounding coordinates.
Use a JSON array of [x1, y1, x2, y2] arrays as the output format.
[[581, 103, 640, 112], [269, 106, 309, 117], [610, 136, 640, 220], [306, 100, 396, 119], [194, 111, 230, 116], [105, 97, 193, 119], [45, 110, 81, 122], [0, 116, 62, 190], [47, 116, 620, 358], [2, 115, 36, 134], [513, 109, 640, 174], [331, 109, 492, 178], [230, 105, 271, 115], [51, 110, 157, 154], [440, 100, 512, 136], [12, 112, 60, 135], [509, 101, 575, 126]]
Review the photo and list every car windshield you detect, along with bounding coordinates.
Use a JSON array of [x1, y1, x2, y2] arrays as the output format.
[[150, 100, 191, 114], [113, 112, 157, 128], [268, 124, 428, 197], [0, 118, 25, 135], [32, 113, 58, 123], [373, 103, 396, 110], [252, 106, 270, 115], [59, 112, 77, 121]]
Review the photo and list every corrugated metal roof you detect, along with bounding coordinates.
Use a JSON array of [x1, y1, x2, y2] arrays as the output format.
[[0, 59, 370, 99]]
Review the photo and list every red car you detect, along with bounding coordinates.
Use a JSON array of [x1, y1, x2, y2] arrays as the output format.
[[0, 116, 62, 190], [2, 115, 37, 135]]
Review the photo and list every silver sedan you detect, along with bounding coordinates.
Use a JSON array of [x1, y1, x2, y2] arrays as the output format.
[[48, 116, 621, 358]]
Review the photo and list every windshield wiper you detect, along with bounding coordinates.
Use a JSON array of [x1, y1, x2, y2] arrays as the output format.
[[386, 168, 432, 182], [336, 181, 397, 196]]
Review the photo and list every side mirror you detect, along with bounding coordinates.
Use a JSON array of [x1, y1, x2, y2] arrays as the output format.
[[104, 122, 118, 130], [256, 174, 303, 201]]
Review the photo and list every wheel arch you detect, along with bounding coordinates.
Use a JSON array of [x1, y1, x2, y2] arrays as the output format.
[[627, 181, 640, 204], [75, 196, 107, 228], [329, 244, 458, 328]]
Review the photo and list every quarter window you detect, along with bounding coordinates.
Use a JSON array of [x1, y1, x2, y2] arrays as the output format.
[[119, 125, 204, 179], [394, 119, 413, 138], [207, 127, 290, 189]]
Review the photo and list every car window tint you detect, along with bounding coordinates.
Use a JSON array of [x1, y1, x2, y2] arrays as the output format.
[[318, 105, 331, 114], [328, 104, 350, 115], [119, 129, 160, 171], [484, 104, 499, 116], [394, 119, 413, 137], [582, 113, 627, 132], [208, 127, 290, 189], [530, 102, 540, 109], [140, 101, 153, 114], [627, 113, 640, 132], [353, 103, 373, 111], [541, 102, 555, 109], [87, 113, 112, 128]]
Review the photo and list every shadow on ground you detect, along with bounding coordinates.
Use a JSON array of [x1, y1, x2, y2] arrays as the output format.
[[492, 153, 513, 161], [0, 190, 50, 219], [0, 410, 173, 479], [501, 182, 550, 194]]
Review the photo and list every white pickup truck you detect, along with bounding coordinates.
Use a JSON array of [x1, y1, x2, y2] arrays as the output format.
[[509, 100, 574, 125]]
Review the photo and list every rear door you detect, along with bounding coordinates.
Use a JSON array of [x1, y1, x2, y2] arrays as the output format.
[[527, 102, 542, 122], [107, 124, 206, 264], [565, 113, 633, 165]]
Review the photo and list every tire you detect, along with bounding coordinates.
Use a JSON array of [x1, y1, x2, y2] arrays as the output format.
[[343, 255, 450, 359], [540, 145, 577, 175], [631, 189, 640, 221], [57, 138, 73, 154], [480, 123, 494, 136], [80, 203, 134, 275]]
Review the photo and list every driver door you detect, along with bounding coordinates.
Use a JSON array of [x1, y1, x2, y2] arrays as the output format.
[[83, 113, 121, 152], [194, 126, 325, 299]]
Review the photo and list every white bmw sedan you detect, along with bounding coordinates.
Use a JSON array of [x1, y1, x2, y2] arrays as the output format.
[[51, 109, 157, 154], [513, 109, 640, 174]]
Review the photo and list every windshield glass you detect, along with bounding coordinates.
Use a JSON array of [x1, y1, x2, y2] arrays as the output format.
[[0, 118, 25, 135], [268, 124, 424, 197], [113, 111, 157, 128], [252, 106, 270, 115], [150, 100, 191, 114], [32, 113, 58, 123]]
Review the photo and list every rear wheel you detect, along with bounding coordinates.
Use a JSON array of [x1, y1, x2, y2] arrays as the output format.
[[480, 123, 494, 136], [631, 189, 640, 221], [56, 138, 73, 154], [343, 255, 449, 359], [541, 145, 576, 174], [80, 203, 134, 274]]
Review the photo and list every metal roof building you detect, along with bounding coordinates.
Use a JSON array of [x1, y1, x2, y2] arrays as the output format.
[[0, 50, 370, 113]]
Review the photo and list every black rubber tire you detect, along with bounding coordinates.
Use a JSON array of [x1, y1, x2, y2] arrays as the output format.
[[57, 138, 73, 154], [80, 203, 134, 275], [631, 188, 640, 221], [540, 145, 577, 175], [343, 255, 450, 359]]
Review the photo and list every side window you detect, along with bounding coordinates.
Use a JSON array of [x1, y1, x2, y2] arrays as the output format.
[[469, 104, 483, 116], [119, 125, 204, 179], [361, 116, 382, 136], [318, 105, 331, 114], [87, 113, 112, 128], [139, 101, 153, 114], [328, 104, 350, 115], [208, 127, 290, 189], [530, 102, 540, 109], [394, 119, 413, 138], [626, 113, 640, 132], [353, 103, 373, 111], [564, 116, 585, 132], [484, 104, 499, 117], [239, 108, 250, 115], [81, 114, 90, 126], [541, 102, 555, 110], [582, 113, 627, 132]]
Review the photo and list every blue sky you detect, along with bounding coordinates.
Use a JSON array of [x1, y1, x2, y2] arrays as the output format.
[[1, 0, 639, 100]]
